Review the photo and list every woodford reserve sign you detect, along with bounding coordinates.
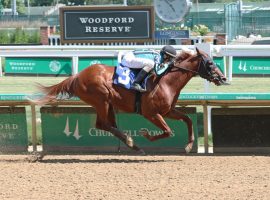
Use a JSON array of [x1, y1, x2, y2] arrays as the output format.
[[60, 6, 154, 44]]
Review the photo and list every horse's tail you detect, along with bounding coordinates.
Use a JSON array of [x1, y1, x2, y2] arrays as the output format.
[[31, 75, 78, 105]]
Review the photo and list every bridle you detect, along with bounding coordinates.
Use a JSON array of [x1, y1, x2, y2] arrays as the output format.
[[171, 54, 215, 81]]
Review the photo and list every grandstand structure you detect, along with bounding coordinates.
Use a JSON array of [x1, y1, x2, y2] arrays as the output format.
[[0, 2, 270, 44]]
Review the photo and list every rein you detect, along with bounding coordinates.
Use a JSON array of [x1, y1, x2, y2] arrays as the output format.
[[171, 55, 203, 75], [171, 65, 199, 74]]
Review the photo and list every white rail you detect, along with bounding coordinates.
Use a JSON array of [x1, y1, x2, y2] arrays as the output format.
[[217, 45, 270, 56], [1, 44, 269, 55], [1, 44, 270, 79]]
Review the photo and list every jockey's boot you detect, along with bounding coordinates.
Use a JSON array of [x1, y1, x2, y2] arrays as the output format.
[[131, 69, 148, 92]]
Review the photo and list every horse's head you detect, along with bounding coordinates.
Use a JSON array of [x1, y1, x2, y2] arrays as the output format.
[[195, 48, 228, 85], [174, 47, 228, 86]]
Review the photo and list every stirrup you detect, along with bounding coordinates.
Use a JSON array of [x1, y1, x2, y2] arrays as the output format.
[[131, 83, 147, 92]]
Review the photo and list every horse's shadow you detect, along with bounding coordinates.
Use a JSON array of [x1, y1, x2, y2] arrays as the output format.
[[38, 157, 180, 164], [37, 152, 270, 163], [1, 152, 269, 164]]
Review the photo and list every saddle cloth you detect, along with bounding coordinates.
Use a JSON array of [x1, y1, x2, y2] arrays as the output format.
[[113, 64, 147, 89]]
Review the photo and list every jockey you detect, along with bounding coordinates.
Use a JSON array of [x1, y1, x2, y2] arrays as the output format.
[[121, 45, 177, 92]]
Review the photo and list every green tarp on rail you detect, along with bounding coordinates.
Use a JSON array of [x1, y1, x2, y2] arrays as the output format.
[[4, 57, 270, 75], [1, 93, 270, 101]]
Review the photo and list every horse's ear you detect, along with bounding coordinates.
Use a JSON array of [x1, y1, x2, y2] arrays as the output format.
[[195, 47, 201, 55]]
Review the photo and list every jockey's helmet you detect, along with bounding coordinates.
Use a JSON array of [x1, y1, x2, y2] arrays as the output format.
[[160, 45, 177, 58]]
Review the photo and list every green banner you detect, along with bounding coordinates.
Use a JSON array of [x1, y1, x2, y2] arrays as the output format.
[[4, 56, 270, 75], [41, 107, 198, 153], [5, 57, 72, 75], [0, 107, 28, 152], [1, 93, 270, 101], [78, 57, 117, 71], [179, 93, 270, 100], [233, 57, 270, 75]]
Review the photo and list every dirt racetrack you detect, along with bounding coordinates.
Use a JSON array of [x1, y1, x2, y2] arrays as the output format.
[[0, 154, 269, 200]]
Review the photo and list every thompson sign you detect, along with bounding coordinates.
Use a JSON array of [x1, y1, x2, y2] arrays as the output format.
[[60, 6, 154, 44]]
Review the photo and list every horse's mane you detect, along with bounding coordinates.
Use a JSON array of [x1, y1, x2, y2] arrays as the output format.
[[175, 47, 194, 63]]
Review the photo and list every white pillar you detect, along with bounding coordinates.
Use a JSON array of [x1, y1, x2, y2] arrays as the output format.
[[223, 56, 227, 79], [72, 56, 79, 75], [228, 56, 233, 81], [0, 57, 2, 77]]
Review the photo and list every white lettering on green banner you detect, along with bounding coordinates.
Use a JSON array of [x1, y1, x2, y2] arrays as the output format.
[[234, 57, 270, 74], [5, 57, 72, 75]]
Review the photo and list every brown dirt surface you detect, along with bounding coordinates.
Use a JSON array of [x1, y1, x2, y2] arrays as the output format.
[[0, 154, 269, 200]]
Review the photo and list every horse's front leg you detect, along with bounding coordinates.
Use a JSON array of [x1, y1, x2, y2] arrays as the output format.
[[165, 108, 195, 153], [140, 114, 172, 141]]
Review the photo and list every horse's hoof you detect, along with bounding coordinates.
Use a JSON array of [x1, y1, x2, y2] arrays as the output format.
[[27, 151, 45, 162], [185, 143, 193, 153], [126, 135, 134, 148], [139, 128, 152, 140]]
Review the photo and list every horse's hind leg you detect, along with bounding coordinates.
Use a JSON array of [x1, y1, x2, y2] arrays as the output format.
[[95, 104, 131, 146], [95, 103, 144, 154]]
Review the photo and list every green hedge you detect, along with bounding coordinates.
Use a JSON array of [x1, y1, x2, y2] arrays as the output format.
[[0, 28, 40, 44]]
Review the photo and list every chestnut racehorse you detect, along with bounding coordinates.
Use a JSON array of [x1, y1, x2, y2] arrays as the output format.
[[33, 48, 227, 154]]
